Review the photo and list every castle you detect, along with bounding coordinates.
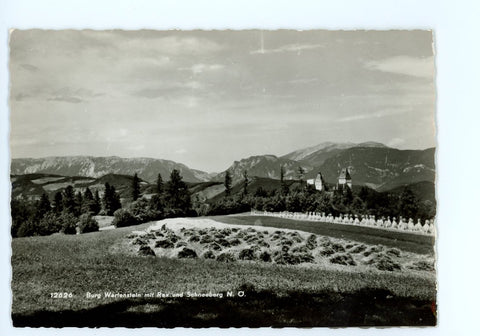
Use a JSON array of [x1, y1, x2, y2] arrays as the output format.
[[306, 172, 325, 191], [337, 168, 352, 189], [306, 168, 352, 191]]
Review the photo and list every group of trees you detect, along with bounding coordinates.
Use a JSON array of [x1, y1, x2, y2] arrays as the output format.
[[11, 182, 124, 238], [113, 169, 194, 228], [207, 168, 435, 223]]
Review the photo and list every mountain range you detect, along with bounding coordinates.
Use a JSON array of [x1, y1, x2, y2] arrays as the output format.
[[11, 142, 436, 193]]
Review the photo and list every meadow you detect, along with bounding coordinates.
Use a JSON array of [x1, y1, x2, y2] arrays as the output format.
[[11, 215, 437, 327]]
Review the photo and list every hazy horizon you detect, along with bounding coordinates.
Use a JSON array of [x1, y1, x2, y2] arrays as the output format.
[[9, 30, 436, 172]]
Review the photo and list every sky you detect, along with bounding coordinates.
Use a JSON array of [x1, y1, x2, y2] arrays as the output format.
[[9, 29, 436, 172]]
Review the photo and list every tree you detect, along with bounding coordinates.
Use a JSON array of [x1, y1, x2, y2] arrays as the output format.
[[132, 173, 140, 201], [36, 193, 51, 218], [93, 190, 101, 215], [83, 187, 100, 215], [224, 170, 232, 197], [398, 187, 419, 220], [62, 185, 76, 215], [74, 191, 83, 216], [166, 169, 191, 211], [156, 173, 164, 195], [103, 182, 122, 216], [53, 191, 63, 213], [280, 165, 289, 195], [242, 170, 249, 196], [297, 166, 305, 185]]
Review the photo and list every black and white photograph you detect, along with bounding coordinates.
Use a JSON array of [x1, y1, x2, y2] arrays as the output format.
[[7, 28, 439, 328]]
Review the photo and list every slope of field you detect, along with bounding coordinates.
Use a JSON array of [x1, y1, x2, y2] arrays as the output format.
[[11, 216, 436, 327]]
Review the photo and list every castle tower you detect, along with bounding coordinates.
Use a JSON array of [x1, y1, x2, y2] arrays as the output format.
[[306, 172, 325, 191], [338, 168, 352, 189]]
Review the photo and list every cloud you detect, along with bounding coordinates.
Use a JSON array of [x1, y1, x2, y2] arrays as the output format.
[[20, 63, 38, 72], [250, 43, 324, 55], [190, 63, 224, 74], [337, 108, 409, 123], [365, 56, 434, 78], [46, 87, 104, 104]]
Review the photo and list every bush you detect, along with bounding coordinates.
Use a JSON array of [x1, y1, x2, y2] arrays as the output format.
[[407, 260, 434, 271], [188, 235, 200, 243], [178, 248, 197, 259], [176, 241, 188, 248], [259, 251, 272, 262], [132, 238, 148, 245], [216, 252, 236, 263], [138, 245, 155, 256], [58, 212, 78, 235], [228, 238, 242, 246], [200, 235, 214, 244], [238, 248, 257, 260], [155, 239, 175, 248], [216, 238, 231, 247], [202, 250, 216, 259], [330, 253, 356, 266], [112, 209, 138, 228], [386, 248, 402, 258], [78, 214, 99, 233], [349, 244, 367, 254], [209, 243, 222, 251], [367, 254, 401, 271]]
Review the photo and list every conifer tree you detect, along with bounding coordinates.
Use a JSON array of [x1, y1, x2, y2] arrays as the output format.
[[156, 173, 164, 195], [132, 173, 140, 201], [53, 191, 63, 213], [224, 170, 232, 197], [36, 193, 51, 218], [242, 170, 249, 196]]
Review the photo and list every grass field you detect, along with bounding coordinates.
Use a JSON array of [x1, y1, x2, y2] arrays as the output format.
[[11, 215, 437, 327], [212, 215, 435, 254]]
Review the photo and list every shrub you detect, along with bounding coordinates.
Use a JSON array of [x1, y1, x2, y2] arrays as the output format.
[[216, 238, 231, 247], [386, 248, 402, 258], [112, 209, 138, 228], [349, 244, 367, 254], [274, 252, 302, 265], [319, 246, 336, 257], [367, 254, 401, 271], [363, 245, 384, 257], [238, 248, 257, 260], [178, 248, 197, 259], [132, 238, 148, 245], [189, 235, 200, 243], [78, 214, 99, 233], [257, 241, 270, 248], [209, 243, 222, 251], [138, 245, 155, 256], [202, 250, 216, 259], [155, 239, 174, 248], [228, 238, 242, 246], [166, 234, 180, 243], [330, 253, 356, 266], [296, 252, 315, 263], [175, 241, 188, 248], [200, 235, 214, 244], [407, 260, 434, 271], [259, 251, 272, 262], [292, 245, 309, 254], [58, 212, 78, 235], [152, 231, 163, 237], [216, 252, 236, 263], [306, 235, 318, 250]]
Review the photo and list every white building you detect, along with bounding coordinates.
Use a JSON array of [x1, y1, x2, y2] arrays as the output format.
[[306, 172, 325, 191]]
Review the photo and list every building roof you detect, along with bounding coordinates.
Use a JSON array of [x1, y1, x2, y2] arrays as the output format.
[[338, 168, 351, 180]]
